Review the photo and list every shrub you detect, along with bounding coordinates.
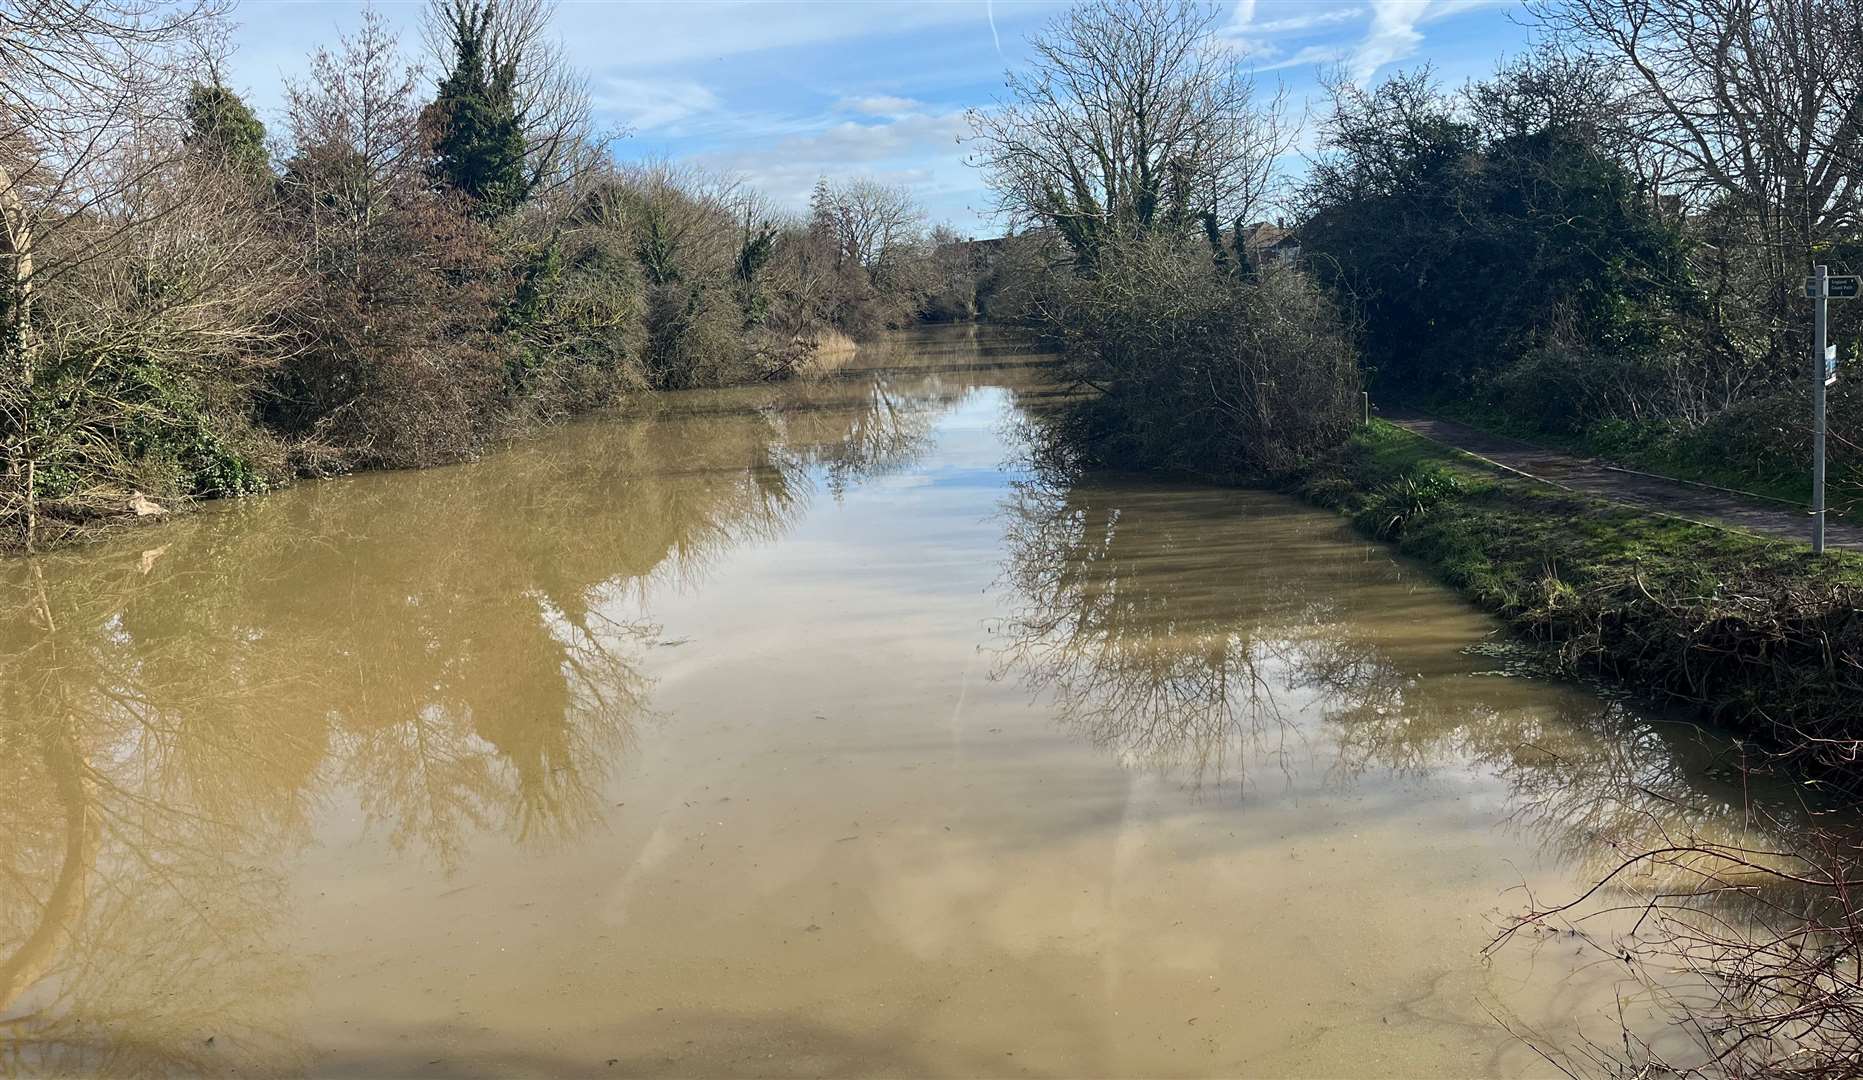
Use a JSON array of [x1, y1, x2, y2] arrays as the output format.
[[271, 180, 510, 471], [1368, 465, 1465, 538], [1056, 236, 1361, 480], [4, 155, 298, 544]]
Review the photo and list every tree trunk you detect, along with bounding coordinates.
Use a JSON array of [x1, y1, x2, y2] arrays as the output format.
[[0, 161, 37, 551]]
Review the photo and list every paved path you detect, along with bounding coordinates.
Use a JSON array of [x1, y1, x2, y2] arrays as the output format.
[[1379, 407, 1863, 549]]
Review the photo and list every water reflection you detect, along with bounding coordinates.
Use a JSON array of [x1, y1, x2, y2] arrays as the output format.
[[9, 323, 1798, 1077], [0, 327, 1052, 1075], [990, 452, 1817, 879], [988, 418, 1863, 1075]]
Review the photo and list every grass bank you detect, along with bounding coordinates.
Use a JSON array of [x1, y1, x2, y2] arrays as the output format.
[[1294, 420, 1863, 788]]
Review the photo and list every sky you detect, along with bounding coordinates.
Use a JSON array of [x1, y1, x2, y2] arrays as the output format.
[[224, 0, 1536, 234]]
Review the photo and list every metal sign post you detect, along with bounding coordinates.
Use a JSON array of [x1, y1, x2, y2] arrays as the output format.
[[1804, 267, 1860, 554], [1814, 265, 1829, 554]]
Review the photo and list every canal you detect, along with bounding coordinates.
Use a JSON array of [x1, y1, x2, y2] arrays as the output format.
[[0, 326, 1794, 1076]]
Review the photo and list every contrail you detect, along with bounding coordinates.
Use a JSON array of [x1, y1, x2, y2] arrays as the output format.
[[985, 0, 1003, 59]]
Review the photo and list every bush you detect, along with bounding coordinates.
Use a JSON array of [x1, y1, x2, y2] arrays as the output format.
[[502, 229, 648, 419], [1368, 465, 1465, 538], [1055, 236, 1361, 480], [1483, 339, 1669, 435], [4, 157, 298, 545], [270, 177, 511, 471]]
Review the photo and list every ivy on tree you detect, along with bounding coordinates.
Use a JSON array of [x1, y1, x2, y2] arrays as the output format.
[[425, 0, 529, 217], [185, 82, 271, 184]]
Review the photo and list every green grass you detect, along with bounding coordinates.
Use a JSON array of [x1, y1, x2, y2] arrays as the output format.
[[1415, 398, 1863, 523], [1331, 420, 1863, 592], [1295, 421, 1863, 786]]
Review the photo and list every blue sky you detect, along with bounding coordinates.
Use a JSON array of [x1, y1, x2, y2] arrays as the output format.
[[226, 1, 1534, 233]]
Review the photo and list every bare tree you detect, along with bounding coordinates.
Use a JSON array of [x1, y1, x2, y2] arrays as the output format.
[[967, 0, 1292, 262], [1461, 44, 1658, 188], [0, 0, 237, 549], [283, 8, 425, 273], [1538, 0, 1863, 357], [818, 177, 925, 278]]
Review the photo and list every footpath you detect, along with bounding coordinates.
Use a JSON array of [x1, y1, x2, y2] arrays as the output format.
[[1379, 408, 1863, 549]]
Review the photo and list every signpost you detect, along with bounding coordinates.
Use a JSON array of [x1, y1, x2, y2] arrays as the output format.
[[1805, 266, 1857, 554], [1807, 275, 1862, 298]]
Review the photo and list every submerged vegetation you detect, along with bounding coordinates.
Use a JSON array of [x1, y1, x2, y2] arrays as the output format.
[[0, 0, 975, 552]]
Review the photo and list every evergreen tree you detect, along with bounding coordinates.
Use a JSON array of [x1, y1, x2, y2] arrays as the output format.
[[185, 82, 271, 184], [425, 0, 528, 217]]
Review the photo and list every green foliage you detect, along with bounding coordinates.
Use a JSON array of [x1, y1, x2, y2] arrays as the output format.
[[31, 347, 273, 503], [1302, 71, 1693, 408], [503, 236, 565, 384], [735, 219, 777, 285], [1049, 235, 1361, 480], [426, 0, 529, 217], [1369, 464, 1464, 538], [185, 82, 271, 184], [634, 208, 678, 286]]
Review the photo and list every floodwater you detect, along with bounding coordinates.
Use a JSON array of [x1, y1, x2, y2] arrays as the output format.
[[0, 326, 1803, 1077]]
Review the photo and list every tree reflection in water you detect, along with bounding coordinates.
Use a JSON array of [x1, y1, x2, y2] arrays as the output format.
[[992, 465, 1310, 793], [0, 329, 1050, 1076], [989, 446, 1833, 932]]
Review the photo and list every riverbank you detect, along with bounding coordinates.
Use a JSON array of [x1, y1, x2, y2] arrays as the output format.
[[2, 332, 883, 557], [1292, 419, 1863, 787]]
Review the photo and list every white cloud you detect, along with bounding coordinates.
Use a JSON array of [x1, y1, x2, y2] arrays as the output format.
[[1420, 0, 1514, 22], [838, 95, 926, 119], [1348, 0, 1512, 82], [1221, 3, 1370, 71], [788, 113, 971, 166], [1253, 6, 1367, 34], [1249, 44, 1350, 74], [549, 1, 1002, 70], [1352, 1, 1427, 81], [696, 110, 976, 215], [594, 77, 722, 133]]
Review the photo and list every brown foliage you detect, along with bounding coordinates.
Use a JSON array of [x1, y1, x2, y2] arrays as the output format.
[[1046, 235, 1361, 480], [270, 9, 510, 471]]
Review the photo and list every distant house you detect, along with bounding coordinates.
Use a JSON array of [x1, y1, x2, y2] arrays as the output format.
[[1239, 222, 1301, 268]]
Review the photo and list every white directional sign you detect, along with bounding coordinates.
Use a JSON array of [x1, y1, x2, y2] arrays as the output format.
[[1806, 275, 1862, 298], [1828, 344, 1840, 386]]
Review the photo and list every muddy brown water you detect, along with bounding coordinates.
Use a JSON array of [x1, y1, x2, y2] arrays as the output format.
[[0, 326, 1807, 1077]]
